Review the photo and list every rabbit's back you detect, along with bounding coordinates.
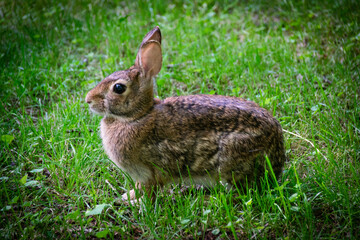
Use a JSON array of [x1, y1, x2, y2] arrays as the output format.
[[157, 94, 273, 133]]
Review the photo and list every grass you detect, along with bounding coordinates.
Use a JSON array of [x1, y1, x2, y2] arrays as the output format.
[[1, 0, 359, 238]]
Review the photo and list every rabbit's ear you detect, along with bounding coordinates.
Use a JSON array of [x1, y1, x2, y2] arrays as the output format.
[[140, 26, 161, 45], [135, 27, 162, 78]]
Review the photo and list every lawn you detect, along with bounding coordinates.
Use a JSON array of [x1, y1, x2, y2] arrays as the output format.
[[1, 0, 359, 239]]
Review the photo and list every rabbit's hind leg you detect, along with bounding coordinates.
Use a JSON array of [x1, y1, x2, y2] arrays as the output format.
[[218, 133, 266, 190]]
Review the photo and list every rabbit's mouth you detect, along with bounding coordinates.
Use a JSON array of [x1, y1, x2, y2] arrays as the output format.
[[88, 102, 106, 116], [90, 108, 105, 116]]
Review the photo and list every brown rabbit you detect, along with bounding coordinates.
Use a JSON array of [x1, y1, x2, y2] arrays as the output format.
[[85, 26, 286, 203]]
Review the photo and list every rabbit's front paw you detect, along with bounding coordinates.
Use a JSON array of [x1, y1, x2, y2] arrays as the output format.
[[121, 189, 136, 202]]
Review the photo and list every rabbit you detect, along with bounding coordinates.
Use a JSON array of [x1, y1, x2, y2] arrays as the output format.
[[85, 26, 286, 203]]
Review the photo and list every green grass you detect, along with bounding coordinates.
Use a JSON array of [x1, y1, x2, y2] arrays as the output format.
[[1, 0, 359, 239]]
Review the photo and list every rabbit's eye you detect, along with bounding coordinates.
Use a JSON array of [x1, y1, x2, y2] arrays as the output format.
[[113, 83, 127, 94]]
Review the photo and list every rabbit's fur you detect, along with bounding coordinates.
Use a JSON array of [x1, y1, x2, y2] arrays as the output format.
[[85, 26, 286, 202]]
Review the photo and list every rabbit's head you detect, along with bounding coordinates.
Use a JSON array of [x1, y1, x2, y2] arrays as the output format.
[[85, 26, 162, 120]]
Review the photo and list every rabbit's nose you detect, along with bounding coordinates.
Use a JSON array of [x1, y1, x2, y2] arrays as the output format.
[[85, 94, 92, 104]]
